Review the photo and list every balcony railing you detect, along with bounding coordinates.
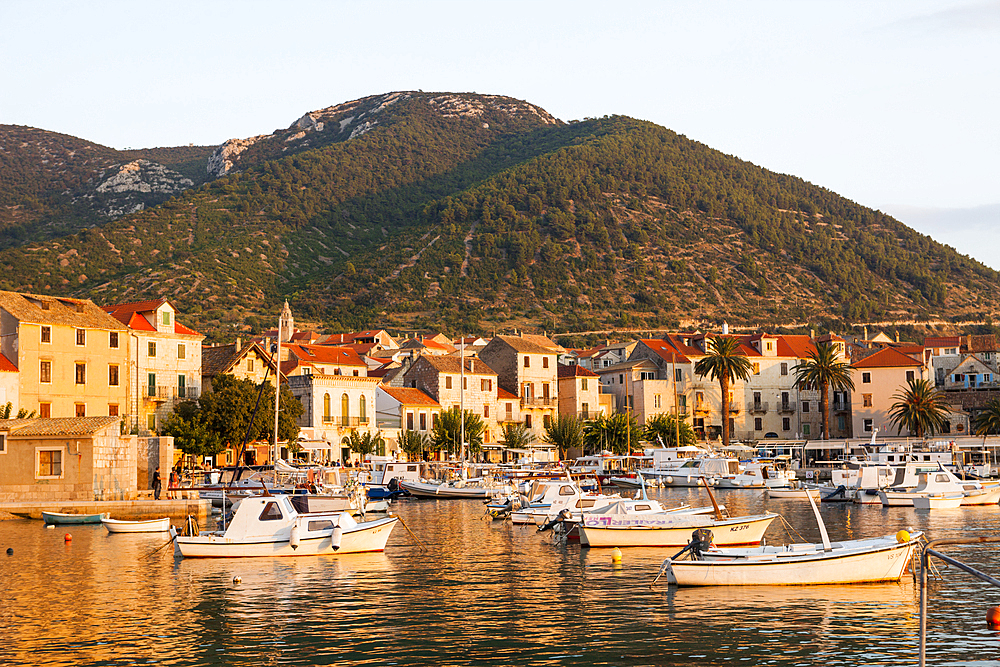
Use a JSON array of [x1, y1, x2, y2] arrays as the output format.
[[145, 385, 172, 401], [693, 404, 710, 415], [778, 402, 795, 415], [322, 416, 371, 428], [728, 404, 741, 414], [176, 387, 199, 401], [521, 396, 557, 407], [747, 401, 768, 415], [832, 401, 850, 412]]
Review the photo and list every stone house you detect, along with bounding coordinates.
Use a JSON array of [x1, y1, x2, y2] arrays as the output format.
[[557, 364, 609, 421], [478, 334, 559, 440], [401, 355, 501, 443], [201, 339, 278, 394], [375, 386, 441, 458]]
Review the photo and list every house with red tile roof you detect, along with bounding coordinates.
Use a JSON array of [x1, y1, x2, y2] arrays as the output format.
[[103, 297, 204, 434], [376, 386, 442, 458], [557, 364, 610, 422], [850, 347, 941, 437]]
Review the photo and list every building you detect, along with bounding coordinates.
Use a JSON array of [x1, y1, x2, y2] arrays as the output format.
[[478, 334, 559, 440], [103, 298, 204, 433], [375, 386, 441, 458], [851, 347, 927, 436], [557, 364, 607, 421], [0, 291, 129, 421], [401, 355, 501, 443], [201, 339, 278, 394], [287, 373, 381, 465]]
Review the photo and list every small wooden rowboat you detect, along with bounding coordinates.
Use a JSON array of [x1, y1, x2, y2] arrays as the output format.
[[42, 511, 109, 525], [102, 517, 172, 533]]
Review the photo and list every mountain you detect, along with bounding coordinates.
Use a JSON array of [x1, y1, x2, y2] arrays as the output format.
[[0, 91, 996, 341]]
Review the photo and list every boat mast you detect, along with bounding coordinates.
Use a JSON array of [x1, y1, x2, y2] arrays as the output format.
[[460, 333, 466, 464], [274, 302, 288, 465]]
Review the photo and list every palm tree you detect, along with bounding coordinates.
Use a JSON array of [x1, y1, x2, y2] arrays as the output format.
[[888, 378, 949, 438], [432, 407, 485, 457], [792, 342, 855, 440], [543, 414, 583, 460], [694, 336, 753, 448], [500, 423, 536, 449], [975, 399, 1000, 442], [644, 413, 697, 447]]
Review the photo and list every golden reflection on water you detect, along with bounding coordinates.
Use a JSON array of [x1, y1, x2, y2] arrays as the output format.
[[1, 487, 1000, 666]]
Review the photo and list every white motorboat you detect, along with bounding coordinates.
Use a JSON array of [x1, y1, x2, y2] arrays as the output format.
[[577, 509, 778, 548], [660, 457, 740, 487], [171, 494, 397, 558], [653, 484, 923, 586], [880, 467, 969, 507], [765, 487, 822, 500], [399, 478, 506, 500], [958, 480, 1000, 506], [912, 493, 964, 509], [715, 460, 792, 490], [102, 517, 171, 533]]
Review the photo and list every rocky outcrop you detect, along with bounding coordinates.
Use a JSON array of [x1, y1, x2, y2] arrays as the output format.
[[96, 160, 193, 194], [207, 134, 271, 177]]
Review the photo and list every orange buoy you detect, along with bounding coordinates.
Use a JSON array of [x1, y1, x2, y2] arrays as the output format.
[[64, 533, 72, 542], [987, 606, 1000, 628]]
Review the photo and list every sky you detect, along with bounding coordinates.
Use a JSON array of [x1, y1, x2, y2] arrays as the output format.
[[2, 0, 998, 266]]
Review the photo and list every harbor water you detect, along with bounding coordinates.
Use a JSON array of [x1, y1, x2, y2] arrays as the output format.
[[3, 487, 1000, 666]]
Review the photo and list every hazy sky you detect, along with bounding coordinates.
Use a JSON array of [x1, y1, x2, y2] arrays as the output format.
[[3, 1, 998, 266]]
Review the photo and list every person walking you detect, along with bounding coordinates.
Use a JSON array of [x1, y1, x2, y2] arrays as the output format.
[[152, 466, 162, 500]]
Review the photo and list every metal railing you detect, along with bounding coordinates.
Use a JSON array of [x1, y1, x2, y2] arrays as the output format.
[[520, 396, 557, 407], [321, 416, 370, 428], [832, 401, 849, 412], [778, 402, 795, 414], [919, 536, 1000, 666], [693, 404, 710, 415], [747, 401, 768, 415]]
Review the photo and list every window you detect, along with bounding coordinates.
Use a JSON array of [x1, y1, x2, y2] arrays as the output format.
[[359, 395, 367, 423], [109, 365, 119, 386], [75, 363, 86, 385], [178, 344, 186, 359], [446, 376, 453, 389], [108, 404, 119, 417], [987, 374, 993, 383], [247, 359, 254, 372], [543, 357, 549, 369], [766, 342, 773, 352], [324, 394, 332, 421], [782, 417, 790, 431], [39, 403, 50, 418], [906, 370, 915, 382], [484, 405, 489, 418], [581, 378, 588, 391], [954, 374, 964, 382], [41, 326, 51, 344], [654, 394, 661, 408], [178, 375, 186, 398], [109, 331, 119, 348], [640, 371, 655, 380], [419, 413, 426, 430], [75, 403, 86, 417], [754, 417, 762, 430], [945, 348, 957, 355], [802, 401, 810, 413], [863, 394, 873, 407], [674, 368, 683, 382], [862, 372, 871, 383], [40, 360, 51, 384], [581, 402, 589, 418], [353, 370, 359, 377], [780, 362, 788, 376], [619, 374, 624, 385], [341, 394, 350, 420], [524, 356, 530, 368], [506, 403, 513, 418], [544, 414, 551, 428], [406, 412, 414, 430], [463, 377, 467, 390], [148, 341, 157, 357], [481, 379, 488, 392], [837, 415, 847, 431], [752, 363, 760, 375], [161, 311, 172, 327], [524, 414, 532, 428], [0, 433, 4, 454], [37, 449, 62, 478], [147, 414, 156, 430], [863, 418, 873, 432], [76, 329, 86, 346], [259, 502, 283, 521], [802, 424, 811, 436], [148, 373, 156, 397]]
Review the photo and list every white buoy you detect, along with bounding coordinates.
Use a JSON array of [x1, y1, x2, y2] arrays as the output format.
[[289, 524, 300, 550], [330, 526, 343, 552]]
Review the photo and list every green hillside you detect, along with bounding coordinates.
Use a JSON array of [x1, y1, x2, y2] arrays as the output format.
[[0, 92, 996, 340]]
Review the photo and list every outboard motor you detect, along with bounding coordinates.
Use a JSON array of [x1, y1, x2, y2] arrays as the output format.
[[538, 508, 572, 532], [670, 528, 715, 561], [387, 477, 400, 493], [823, 484, 847, 500]]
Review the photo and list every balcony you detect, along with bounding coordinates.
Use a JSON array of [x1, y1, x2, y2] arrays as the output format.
[[145, 385, 172, 402], [521, 396, 557, 408], [693, 403, 710, 416], [175, 387, 199, 401], [832, 401, 850, 413], [322, 416, 371, 428], [778, 402, 795, 415], [747, 401, 768, 415], [728, 403, 741, 414]]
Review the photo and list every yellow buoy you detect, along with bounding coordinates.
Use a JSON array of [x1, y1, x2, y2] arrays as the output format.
[[896, 530, 911, 544], [233, 576, 242, 585], [611, 547, 622, 563]]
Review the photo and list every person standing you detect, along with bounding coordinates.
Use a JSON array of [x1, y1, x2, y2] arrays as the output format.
[[168, 467, 179, 500], [152, 466, 162, 500]]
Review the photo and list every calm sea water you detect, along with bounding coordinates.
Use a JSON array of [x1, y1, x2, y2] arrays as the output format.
[[3, 488, 1000, 666]]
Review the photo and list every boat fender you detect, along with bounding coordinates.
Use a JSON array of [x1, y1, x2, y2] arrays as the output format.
[[289, 524, 300, 550], [330, 525, 343, 551], [665, 476, 673, 485]]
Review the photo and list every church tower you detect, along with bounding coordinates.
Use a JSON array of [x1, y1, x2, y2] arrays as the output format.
[[279, 300, 294, 343]]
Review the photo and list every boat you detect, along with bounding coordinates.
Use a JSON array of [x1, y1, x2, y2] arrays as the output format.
[[659, 457, 740, 487], [957, 480, 1000, 506], [171, 494, 397, 558], [102, 517, 172, 533], [653, 484, 923, 586], [715, 460, 794, 490], [42, 511, 109, 525], [912, 493, 964, 509], [879, 467, 971, 507], [765, 487, 822, 500], [577, 508, 778, 548], [399, 478, 506, 500]]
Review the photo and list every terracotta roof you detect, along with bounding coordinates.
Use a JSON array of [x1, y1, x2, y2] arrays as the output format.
[[852, 347, 923, 369], [285, 344, 366, 367], [497, 387, 518, 400], [0, 352, 17, 373], [413, 355, 497, 376], [0, 291, 128, 331], [380, 387, 441, 407], [638, 336, 702, 364], [776, 335, 817, 359], [489, 335, 554, 354], [925, 336, 961, 348], [557, 364, 598, 378], [103, 299, 202, 336], [126, 312, 156, 332], [202, 341, 273, 377], [0, 416, 120, 437]]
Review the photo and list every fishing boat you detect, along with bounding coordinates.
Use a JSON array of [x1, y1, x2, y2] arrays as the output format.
[[101, 517, 172, 533], [577, 509, 778, 548], [765, 487, 822, 500], [912, 493, 963, 509], [42, 511, 109, 525], [653, 481, 922, 586], [171, 494, 397, 558], [399, 478, 505, 500]]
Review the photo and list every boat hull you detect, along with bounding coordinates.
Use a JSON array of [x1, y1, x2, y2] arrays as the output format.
[[42, 511, 109, 525], [578, 513, 777, 548], [399, 480, 494, 499], [173, 516, 398, 558], [102, 517, 171, 533], [961, 486, 1000, 506], [765, 488, 821, 500], [912, 494, 963, 509], [665, 536, 919, 586]]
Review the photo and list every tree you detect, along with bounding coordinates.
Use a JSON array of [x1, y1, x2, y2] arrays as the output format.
[[644, 413, 697, 447], [888, 378, 949, 438], [348, 430, 385, 458], [975, 399, 1000, 442], [500, 423, 536, 449], [694, 336, 753, 448], [582, 413, 642, 455], [792, 342, 855, 440], [161, 401, 223, 459], [431, 406, 485, 457], [399, 429, 431, 461], [543, 414, 583, 460]]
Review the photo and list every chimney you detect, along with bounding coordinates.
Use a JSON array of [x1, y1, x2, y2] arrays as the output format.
[[470, 358, 475, 373], [235, 338, 242, 352], [895, 330, 900, 343], [864, 325, 868, 341], [810, 328, 815, 340], [722, 321, 729, 335]]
